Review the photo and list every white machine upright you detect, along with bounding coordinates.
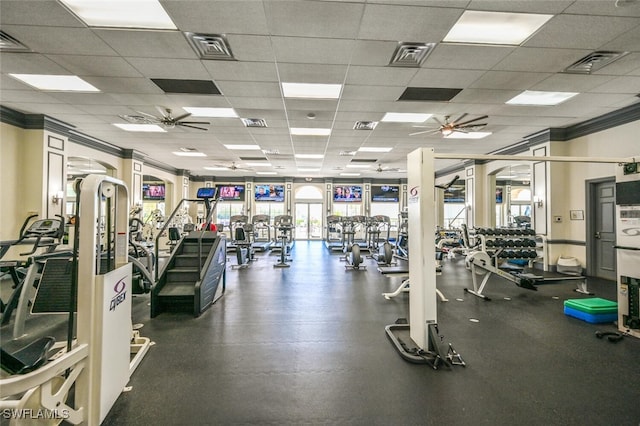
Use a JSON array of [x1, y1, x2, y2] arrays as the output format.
[[615, 161, 640, 339]]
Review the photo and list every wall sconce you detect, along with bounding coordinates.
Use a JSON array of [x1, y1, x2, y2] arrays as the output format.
[[533, 195, 543, 208], [52, 190, 64, 204]]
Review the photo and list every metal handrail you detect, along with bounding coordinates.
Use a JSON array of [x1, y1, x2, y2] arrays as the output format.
[[195, 196, 220, 273]]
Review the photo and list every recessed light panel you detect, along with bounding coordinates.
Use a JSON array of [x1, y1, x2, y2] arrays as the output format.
[[172, 151, 207, 157], [444, 132, 492, 139], [204, 166, 230, 171], [245, 162, 272, 167], [290, 128, 331, 136], [10, 74, 100, 91], [256, 171, 277, 175], [59, 0, 177, 29], [282, 82, 342, 99], [381, 113, 431, 123], [340, 173, 361, 177], [443, 11, 552, 45], [346, 164, 371, 169], [224, 144, 261, 150], [183, 107, 238, 118], [506, 90, 578, 106], [357, 147, 393, 153], [298, 168, 321, 172], [113, 123, 165, 132], [295, 154, 324, 159]]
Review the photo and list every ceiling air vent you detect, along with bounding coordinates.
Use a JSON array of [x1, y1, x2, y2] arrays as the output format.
[[353, 121, 378, 130], [564, 51, 629, 74], [185, 32, 235, 60], [239, 156, 268, 161], [350, 158, 378, 163], [242, 118, 268, 128], [389, 42, 436, 68], [0, 31, 29, 51]]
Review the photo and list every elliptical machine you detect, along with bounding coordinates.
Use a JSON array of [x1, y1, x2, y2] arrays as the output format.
[[273, 215, 293, 268], [341, 217, 365, 270], [367, 215, 395, 266]]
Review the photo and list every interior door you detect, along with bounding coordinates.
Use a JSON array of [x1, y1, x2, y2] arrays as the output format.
[[295, 203, 323, 240], [593, 180, 616, 281], [295, 203, 309, 239], [308, 203, 323, 239]]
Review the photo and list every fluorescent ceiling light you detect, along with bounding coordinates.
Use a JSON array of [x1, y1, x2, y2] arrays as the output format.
[[290, 128, 332, 136], [357, 147, 393, 153], [346, 164, 371, 169], [183, 107, 238, 118], [80, 169, 106, 173], [506, 90, 579, 106], [444, 131, 492, 139], [256, 171, 277, 175], [295, 154, 324, 159], [282, 82, 342, 99], [113, 123, 166, 132], [204, 166, 229, 171], [224, 144, 261, 150], [245, 162, 272, 167], [340, 172, 361, 177], [443, 11, 552, 45], [10, 74, 99, 91], [381, 112, 431, 123], [172, 151, 207, 157], [298, 168, 321, 172], [59, 0, 177, 29]]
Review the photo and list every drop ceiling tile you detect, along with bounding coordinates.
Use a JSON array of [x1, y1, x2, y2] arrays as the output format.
[[162, 1, 269, 35], [342, 85, 406, 101], [345, 66, 418, 86], [409, 69, 485, 88], [284, 99, 340, 112], [0, 52, 71, 74], [83, 77, 163, 94], [46, 55, 143, 78], [449, 88, 520, 104], [0, 89, 64, 104], [203, 61, 278, 82], [591, 53, 640, 76], [5, 102, 85, 115], [468, 0, 573, 14], [591, 75, 640, 93], [495, 47, 591, 73], [532, 73, 615, 93], [225, 35, 276, 62], [264, 1, 364, 38], [525, 15, 640, 50], [94, 30, 196, 59], [225, 97, 286, 110], [215, 81, 281, 97], [276, 63, 348, 84], [271, 36, 355, 64], [351, 40, 401, 66], [127, 58, 210, 80], [1, 25, 117, 56], [600, 25, 640, 52], [563, 0, 640, 17], [359, 4, 462, 41], [470, 71, 551, 90], [425, 44, 515, 70], [0, 1, 85, 26]]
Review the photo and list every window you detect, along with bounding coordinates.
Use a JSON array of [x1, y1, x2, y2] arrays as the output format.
[[444, 203, 466, 228], [255, 202, 285, 221], [216, 202, 245, 227], [332, 203, 361, 217]]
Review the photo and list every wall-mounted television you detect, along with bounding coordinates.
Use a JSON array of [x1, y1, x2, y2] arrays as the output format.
[[334, 185, 362, 202], [443, 185, 465, 203], [216, 185, 245, 201], [616, 180, 640, 205], [496, 187, 503, 204], [143, 183, 165, 200], [255, 184, 285, 202], [371, 185, 399, 202]]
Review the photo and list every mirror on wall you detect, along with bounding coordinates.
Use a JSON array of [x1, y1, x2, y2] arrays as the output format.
[[66, 157, 110, 216], [494, 164, 531, 228]]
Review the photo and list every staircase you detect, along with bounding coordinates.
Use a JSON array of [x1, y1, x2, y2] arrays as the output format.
[[151, 232, 226, 318]]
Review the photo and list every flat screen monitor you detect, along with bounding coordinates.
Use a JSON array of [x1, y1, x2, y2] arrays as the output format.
[[496, 187, 503, 204], [443, 185, 465, 203], [216, 185, 245, 201], [334, 185, 362, 202], [142, 183, 165, 200], [371, 185, 399, 202], [616, 180, 640, 205], [197, 187, 216, 199], [255, 184, 285, 202]]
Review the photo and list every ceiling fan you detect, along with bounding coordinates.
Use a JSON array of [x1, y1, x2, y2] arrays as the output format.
[[375, 164, 402, 173], [210, 162, 252, 171], [119, 106, 210, 131], [410, 114, 488, 137]]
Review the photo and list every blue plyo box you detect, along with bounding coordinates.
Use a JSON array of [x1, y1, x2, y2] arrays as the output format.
[[563, 306, 617, 324]]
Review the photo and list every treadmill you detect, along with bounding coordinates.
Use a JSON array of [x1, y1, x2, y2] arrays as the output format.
[[251, 214, 273, 252]]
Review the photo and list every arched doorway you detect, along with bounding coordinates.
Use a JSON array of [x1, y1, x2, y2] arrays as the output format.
[[294, 185, 324, 240]]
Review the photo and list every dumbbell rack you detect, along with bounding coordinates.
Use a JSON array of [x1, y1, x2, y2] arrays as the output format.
[[472, 227, 540, 269]]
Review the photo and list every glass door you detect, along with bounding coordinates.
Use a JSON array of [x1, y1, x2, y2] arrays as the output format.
[[295, 203, 323, 240]]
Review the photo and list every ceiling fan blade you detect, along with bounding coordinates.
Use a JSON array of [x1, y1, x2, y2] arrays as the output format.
[[431, 116, 445, 126], [455, 115, 488, 127], [410, 129, 440, 136], [134, 110, 161, 120], [457, 123, 487, 131], [177, 123, 208, 131], [179, 120, 210, 125], [172, 112, 193, 122], [156, 106, 170, 118], [452, 113, 468, 124]]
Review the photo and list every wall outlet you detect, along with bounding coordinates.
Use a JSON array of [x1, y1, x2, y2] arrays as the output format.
[[554, 216, 562, 223]]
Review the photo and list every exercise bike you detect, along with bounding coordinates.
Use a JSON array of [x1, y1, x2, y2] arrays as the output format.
[[232, 223, 255, 269], [273, 215, 293, 268], [341, 217, 365, 270]]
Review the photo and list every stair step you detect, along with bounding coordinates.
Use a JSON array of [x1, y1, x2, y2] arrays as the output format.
[[158, 282, 195, 297]]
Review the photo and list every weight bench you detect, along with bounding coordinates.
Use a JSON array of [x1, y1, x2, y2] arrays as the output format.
[[1, 336, 56, 375]]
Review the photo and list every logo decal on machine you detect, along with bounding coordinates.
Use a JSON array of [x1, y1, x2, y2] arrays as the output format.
[[110, 277, 127, 312], [408, 186, 420, 204]]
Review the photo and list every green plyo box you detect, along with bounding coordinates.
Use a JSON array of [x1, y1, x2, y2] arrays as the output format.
[[563, 298, 618, 314]]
